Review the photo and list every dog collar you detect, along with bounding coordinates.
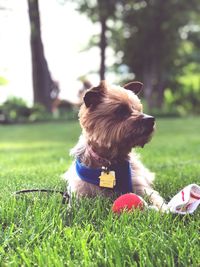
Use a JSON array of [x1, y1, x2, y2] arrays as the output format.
[[87, 145, 111, 167], [75, 159, 133, 194]]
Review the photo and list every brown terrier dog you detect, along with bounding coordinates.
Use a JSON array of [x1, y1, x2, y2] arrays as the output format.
[[64, 81, 167, 211]]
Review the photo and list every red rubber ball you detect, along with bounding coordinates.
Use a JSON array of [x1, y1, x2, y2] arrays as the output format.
[[112, 193, 144, 214]]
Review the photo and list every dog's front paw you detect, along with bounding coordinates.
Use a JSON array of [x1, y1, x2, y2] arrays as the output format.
[[159, 203, 170, 213], [148, 205, 159, 211], [148, 203, 170, 213]]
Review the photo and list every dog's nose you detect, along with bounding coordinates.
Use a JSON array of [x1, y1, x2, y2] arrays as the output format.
[[142, 114, 155, 123], [143, 114, 155, 122]]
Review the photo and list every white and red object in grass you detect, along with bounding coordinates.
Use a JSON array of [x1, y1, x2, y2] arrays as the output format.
[[112, 184, 200, 215], [167, 184, 200, 214], [112, 193, 146, 214]]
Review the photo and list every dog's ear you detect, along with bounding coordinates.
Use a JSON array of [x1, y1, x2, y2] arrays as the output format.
[[123, 81, 143, 95], [83, 81, 107, 108]]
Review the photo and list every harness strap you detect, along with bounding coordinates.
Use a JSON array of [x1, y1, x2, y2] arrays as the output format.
[[14, 189, 70, 204]]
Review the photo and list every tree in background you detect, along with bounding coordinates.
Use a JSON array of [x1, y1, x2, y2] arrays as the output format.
[[115, 0, 200, 110], [71, 0, 200, 112], [71, 0, 119, 80], [173, 16, 200, 114], [27, 0, 59, 112]]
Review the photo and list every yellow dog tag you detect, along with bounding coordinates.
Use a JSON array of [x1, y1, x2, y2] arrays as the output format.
[[99, 171, 116, 188]]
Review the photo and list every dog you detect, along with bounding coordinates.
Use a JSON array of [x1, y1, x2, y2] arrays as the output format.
[[64, 81, 167, 211]]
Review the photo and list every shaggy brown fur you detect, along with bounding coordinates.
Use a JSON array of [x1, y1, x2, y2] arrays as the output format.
[[64, 81, 167, 211]]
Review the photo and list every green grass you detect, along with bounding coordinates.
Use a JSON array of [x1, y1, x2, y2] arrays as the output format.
[[0, 118, 200, 267]]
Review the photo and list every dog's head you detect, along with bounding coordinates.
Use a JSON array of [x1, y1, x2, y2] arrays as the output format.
[[79, 81, 155, 158]]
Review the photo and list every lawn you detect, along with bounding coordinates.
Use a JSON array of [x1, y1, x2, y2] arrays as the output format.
[[0, 118, 200, 266]]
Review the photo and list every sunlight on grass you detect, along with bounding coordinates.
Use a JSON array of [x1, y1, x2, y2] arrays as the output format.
[[0, 118, 200, 266]]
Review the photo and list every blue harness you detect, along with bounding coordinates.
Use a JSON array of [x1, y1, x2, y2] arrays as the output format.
[[75, 159, 133, 194]]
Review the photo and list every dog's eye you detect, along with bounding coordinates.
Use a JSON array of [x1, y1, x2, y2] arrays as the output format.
[[115, 104, 131, 118]]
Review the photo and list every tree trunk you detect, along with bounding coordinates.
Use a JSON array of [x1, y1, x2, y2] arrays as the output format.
[[99, 18, 107, 80], [27, 0, 53, 112], [143, 65, 156, 111], [156, 79, 166, 109]]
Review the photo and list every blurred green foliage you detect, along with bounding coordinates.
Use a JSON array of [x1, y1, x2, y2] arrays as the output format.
[[2, 1, 200, 119], [72, 0, 200, 114], [0, 97, 31, 123], [0, 76, 8, 85], [0, 97, 78, 124]]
